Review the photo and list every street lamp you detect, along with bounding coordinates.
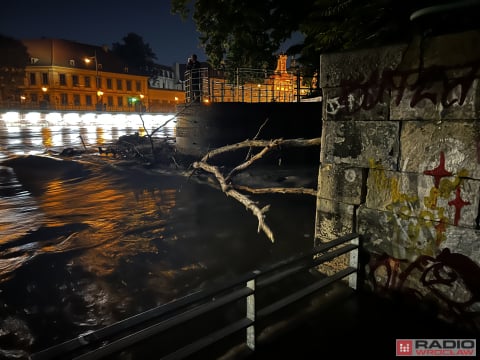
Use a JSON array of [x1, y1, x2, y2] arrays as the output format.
[[84, 51, 103, 110]]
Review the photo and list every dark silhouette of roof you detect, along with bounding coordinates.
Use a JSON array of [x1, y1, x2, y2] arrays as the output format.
[[21, 38, 144, 75]]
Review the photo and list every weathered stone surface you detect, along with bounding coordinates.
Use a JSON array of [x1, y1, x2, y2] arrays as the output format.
[[402, 30, 480, 70], [317, 164, 366, 205], [316, 30, 480, 331], [319, 44, 407, 88], [441, 226, 480, 263], [358, 203, 480, 261], [322, 87, 389, 122], [314, 200, 355, 245], [400, 121, 480, 180], [357, 206, 438, 261], [390, 31, 480, 121], [390, 77, 480, 121], [320, 121, 399, 170], [366, 169, 480, 229]]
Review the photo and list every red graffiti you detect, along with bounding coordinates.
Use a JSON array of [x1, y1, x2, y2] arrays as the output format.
[[448, 187, 471, 226], [368, 249, 480, 331], [423, 151, 452, 188]]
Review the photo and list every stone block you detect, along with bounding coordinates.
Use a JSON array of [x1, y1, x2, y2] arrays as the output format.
[[320, 44, 407, 88], [320, 121, 399, 170], [357, 206, 437, 261], [400, 121, 480, 180], [390, 78, 480, 121], [322, 87, 389, 122], [442, 226, 480, 263], [366, 168, 480, 229], [389, 31, 480, 121], [314, 199, 355, 245], [317, 164, 366, 205]]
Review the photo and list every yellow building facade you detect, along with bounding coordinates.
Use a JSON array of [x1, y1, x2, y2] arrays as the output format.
[[16, 39, 184, 113]]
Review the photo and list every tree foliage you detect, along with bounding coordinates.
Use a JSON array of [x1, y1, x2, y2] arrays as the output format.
[[112, 33, 157, 71], [0, 34, 29, 102], [171, 0, 451, 72]]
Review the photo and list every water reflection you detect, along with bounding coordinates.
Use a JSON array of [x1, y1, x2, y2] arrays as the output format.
[[0, 119, 317, 358], [0, 115, 176, 160]]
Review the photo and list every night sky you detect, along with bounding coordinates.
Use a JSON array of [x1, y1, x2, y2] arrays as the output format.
[[0, 0, 205, 66]]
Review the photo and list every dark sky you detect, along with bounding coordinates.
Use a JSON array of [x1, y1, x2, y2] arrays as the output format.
[[0, 0, 205, 66]]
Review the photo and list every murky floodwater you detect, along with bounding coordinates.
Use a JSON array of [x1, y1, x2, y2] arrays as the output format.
[[0, 120, 317, 358]]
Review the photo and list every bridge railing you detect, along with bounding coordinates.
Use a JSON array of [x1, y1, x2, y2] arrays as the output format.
[[184, 67, 319, 104], [31, 233, 359, 360]]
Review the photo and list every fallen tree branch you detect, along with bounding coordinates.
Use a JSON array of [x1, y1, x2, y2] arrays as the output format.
[[226, 140, 281, 182], [201, 137, 321, 163], [189, 137, 322, 242], [192, 160, 275, 242], [232, 184, 317, 196]]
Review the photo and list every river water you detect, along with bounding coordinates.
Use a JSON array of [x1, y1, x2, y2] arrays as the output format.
[[0, 114, 318, 358]]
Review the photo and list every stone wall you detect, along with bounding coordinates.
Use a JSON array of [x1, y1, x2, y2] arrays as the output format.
[[315, 29, 480, 331]]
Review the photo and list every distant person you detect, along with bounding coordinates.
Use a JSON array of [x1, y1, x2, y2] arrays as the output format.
[[186, 54, 201, 101]]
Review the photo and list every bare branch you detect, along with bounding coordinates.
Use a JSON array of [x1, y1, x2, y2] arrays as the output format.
[[201, 137, 321, 163], [192, 160, 275, 242], [232, 184, 317, 196]]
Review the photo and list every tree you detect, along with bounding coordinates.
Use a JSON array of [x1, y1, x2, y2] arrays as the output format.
[[171, 0, 454, 72], [112, 33, 157, 72], [0, 34, 29, 103], [171, 0, 315, 69]]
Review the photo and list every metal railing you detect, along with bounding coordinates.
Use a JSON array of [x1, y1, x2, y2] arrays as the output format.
[[31, 233, 359, 360], [184, 67, 319, 104]]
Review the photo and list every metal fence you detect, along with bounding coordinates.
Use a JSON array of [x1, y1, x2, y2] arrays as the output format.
[[31, 233, 359, 360], [184, 67, 318, 104]]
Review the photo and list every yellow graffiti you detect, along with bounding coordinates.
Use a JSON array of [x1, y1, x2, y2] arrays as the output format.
[[369, 158, 469, 257]]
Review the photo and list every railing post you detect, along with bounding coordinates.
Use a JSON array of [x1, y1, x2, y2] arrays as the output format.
[[246, 271, 259, 351], [349, 236, 360, 289]]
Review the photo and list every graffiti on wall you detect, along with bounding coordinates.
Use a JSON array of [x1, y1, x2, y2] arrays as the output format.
[[326, 59, 480, 115], [368, 248, 480, 330], [367, 151, 478, 329], [370, 151, 471, 255]]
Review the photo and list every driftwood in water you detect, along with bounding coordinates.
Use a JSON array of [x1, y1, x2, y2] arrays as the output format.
[[192, 137, 321, 243]]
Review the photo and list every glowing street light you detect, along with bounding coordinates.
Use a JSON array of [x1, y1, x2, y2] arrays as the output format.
[[85, 51, 103, 110], [84, 51, 100, 89]]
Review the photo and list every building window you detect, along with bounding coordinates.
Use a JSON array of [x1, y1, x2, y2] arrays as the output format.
[[85, 76, 91, 88], [86, 95, 92, 106], [136, 81, 141, 92], [73, 94, 80, 106], [42, 73, 48, 85], [126, 80, 132, 91], [107, 96, 113, 106], [60, 93, 68, 105], [31, 94, 38, 103], [72, 75, 79, 86], [106, 78, 112, 89], [97, 78, 102, 89], [116, 79, 122, 90], [29, 73, 36, 85], [117, 96, 123, 107], [59, 74, 66, 86]]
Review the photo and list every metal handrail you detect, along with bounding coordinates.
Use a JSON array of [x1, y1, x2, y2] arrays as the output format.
[[184, 67, 318, 104], [31, 233, 359, 360]]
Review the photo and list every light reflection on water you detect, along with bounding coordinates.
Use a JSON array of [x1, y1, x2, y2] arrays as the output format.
[[0, 121, 317, 358]]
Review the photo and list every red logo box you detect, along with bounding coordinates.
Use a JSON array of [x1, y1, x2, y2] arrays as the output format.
[[397, 340, 413, 356]]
